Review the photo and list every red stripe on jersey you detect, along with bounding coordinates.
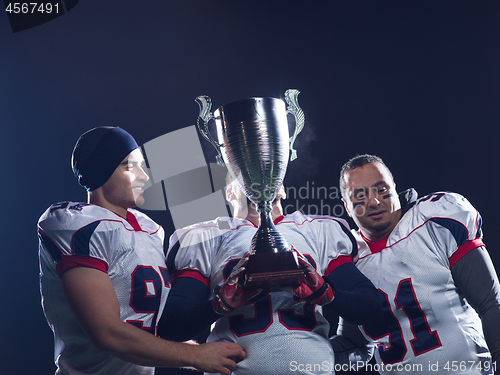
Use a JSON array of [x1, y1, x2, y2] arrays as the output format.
[[171, 269, 209, 287], [448, 238, 485, 268], [56, 255, 109, 276], [126, 211, 142, 231], [324, 255, 353, 277], [273, 215, 285, 225]]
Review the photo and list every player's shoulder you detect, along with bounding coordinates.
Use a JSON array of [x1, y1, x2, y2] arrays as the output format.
[[38, 201, 135, 233], [407, 191, 478, 222], [396, 191, 482, 241], [172, 216, 227, 235], [281, 210, 351, 231], [168, 216, 246, 247], [39, 201, 108, 228], [350, 229, 367, 257]]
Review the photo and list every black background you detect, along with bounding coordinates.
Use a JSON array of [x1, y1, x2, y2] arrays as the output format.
[[1, 1, 499, 374]]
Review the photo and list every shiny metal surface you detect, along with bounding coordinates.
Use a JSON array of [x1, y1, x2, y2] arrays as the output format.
[[214, 97, 289, 204], [195, 91, 305, 257]]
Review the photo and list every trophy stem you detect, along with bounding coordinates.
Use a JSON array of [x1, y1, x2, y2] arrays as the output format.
[[251, 201, 289, 254], [246, 201, 303, 291]]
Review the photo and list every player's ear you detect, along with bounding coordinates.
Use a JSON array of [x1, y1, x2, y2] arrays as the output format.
[[225, 184, 236, 203], [278, 185, 286, 200], [225, 171, 242, 203]]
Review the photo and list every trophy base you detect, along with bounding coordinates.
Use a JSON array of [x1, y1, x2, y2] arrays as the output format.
[[244, 251, 305, 292]]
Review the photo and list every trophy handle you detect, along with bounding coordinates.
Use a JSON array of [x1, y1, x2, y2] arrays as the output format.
[[284, 89, 305, 162], [195, 95, 224, 165]]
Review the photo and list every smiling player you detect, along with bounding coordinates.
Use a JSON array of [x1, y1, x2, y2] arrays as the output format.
[[330, 154, 500, 375]]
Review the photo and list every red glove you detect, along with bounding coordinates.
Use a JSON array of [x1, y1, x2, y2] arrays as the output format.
[[290, 246, 335, 305], [212, 250, 262, 315]]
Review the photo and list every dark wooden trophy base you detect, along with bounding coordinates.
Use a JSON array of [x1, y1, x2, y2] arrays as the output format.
[[244, 250, 305, 292]]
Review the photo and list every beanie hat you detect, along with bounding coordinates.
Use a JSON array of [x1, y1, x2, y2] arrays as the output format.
[[71, 127, 139, 191]]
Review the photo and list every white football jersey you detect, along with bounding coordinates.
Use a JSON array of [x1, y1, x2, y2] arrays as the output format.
[[38, 202, 169, 375], [353, 192, 491, 375], [167, 211, 356, 375]]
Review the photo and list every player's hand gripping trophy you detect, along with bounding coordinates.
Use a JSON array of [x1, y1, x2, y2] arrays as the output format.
[[196, 89, 305, 292]]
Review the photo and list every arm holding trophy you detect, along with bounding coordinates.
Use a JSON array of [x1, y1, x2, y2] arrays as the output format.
[[159, 91, 382, 375]]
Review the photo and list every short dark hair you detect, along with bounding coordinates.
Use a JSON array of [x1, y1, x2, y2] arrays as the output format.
[[339, 154, 394, 199]]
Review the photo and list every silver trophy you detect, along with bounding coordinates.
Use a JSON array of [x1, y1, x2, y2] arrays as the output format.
[[196, 89, 305, 291]]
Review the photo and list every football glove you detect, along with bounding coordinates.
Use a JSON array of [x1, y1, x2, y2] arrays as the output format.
[[212, 250, 262, 315], [289, 246, 335, 305]]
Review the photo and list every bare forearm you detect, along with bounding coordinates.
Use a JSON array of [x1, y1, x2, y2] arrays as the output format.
[[61, 267, 244, 374], [93, 320, 245, 374], [96, 321, 198, 367]]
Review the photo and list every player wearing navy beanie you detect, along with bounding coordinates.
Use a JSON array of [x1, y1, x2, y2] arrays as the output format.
[[71, 126, 139, 191], [38, 127, 245, 375]]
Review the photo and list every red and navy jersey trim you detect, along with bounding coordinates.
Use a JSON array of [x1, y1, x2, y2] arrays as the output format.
[[39, 220, 107, 276], [71, 221, 101, 256], [38, 231, 63, 262], [449, 238, 484, 268], [429, 218, 469, 248], [360, 215, 484, 267], [325, 255, 353, 278], [171, 269, 209, 287], [336, 220, 358, 258], [56, 255, 108, 276], [166, 232, 188, 274]]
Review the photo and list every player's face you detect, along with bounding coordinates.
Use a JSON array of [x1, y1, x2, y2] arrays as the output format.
[[99, 149, 149, 216], [342, 162, 401, 241]]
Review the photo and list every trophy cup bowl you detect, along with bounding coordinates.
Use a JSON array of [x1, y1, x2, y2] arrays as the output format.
[[196, 90, 305, 292]]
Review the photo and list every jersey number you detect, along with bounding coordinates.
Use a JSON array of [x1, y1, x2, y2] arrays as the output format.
[[418, 193, 445, 203], [362, 278, 441, 364], [229, 294, 316, 336], [128, 266, 171, 335], [224, 259, 316, 336], [50, 201, 90, 212]]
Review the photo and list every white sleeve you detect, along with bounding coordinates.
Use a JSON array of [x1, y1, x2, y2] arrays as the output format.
[[38, 207, 117, 273], [417, 192, 483, 260], [317, 217, 356, 274], [166, 222, 222, 278]]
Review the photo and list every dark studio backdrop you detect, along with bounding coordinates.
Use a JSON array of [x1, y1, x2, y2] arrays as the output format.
[[1, 1, 499, 374]]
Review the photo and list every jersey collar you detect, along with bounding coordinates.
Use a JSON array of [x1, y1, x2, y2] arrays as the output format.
[[360, 231, 388, 254], [234, 214, 286, 228]]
